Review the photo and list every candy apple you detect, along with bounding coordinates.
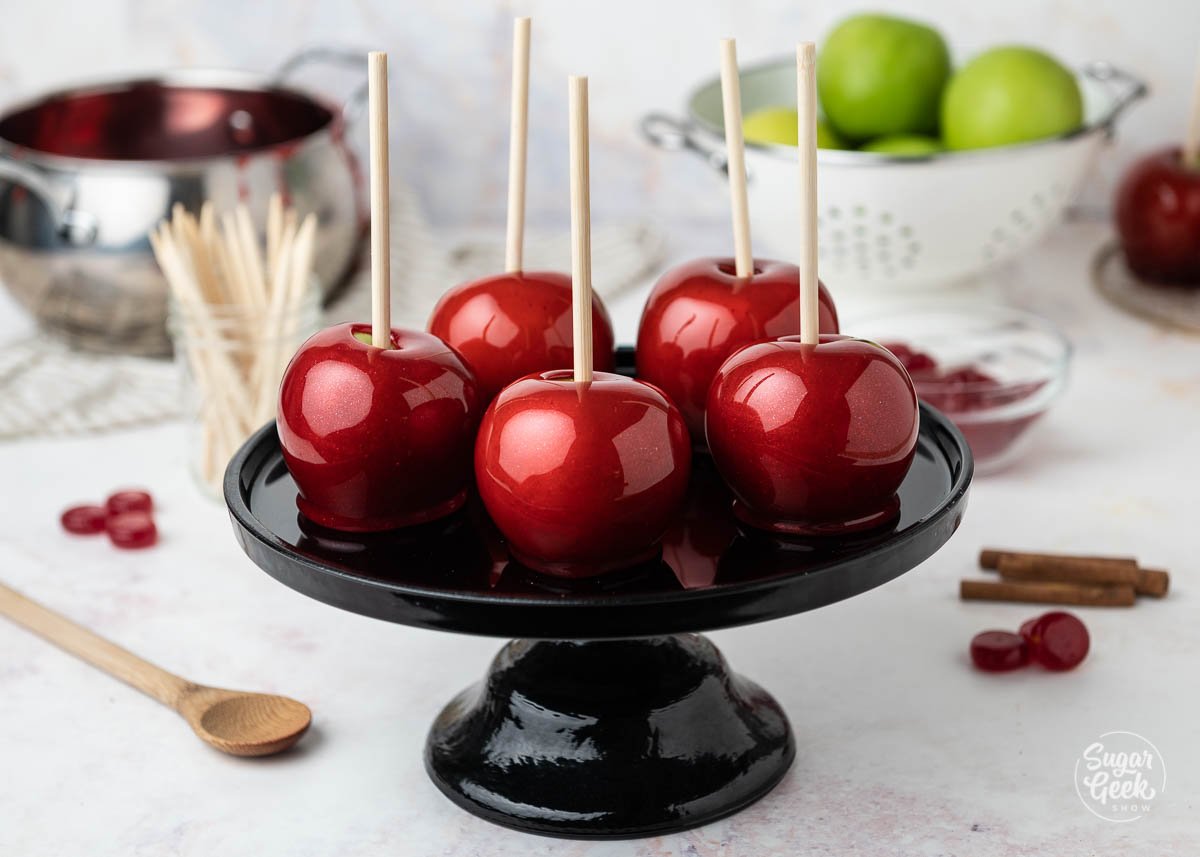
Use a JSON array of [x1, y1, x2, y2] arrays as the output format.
[[705, 334, 918, 535], [636, 257, 839, 442], [474, 370, 691, 577], [429, 271, 616, 401], [1114, 147, 1200, 285], [278, 323, 482, 532]]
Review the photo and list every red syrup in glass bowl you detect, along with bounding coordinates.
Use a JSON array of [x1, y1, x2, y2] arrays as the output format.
[[884, 342, 1054, 471]]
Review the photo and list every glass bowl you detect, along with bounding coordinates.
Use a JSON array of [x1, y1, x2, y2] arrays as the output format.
[[854, 305, 1072, 474]]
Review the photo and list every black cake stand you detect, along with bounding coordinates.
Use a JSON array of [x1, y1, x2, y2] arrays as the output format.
[[224, 373, 971, 840]]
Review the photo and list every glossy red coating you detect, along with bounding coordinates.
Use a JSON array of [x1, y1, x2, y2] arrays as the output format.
[[429, 271, 616, 403], [1114, 147, 1200, 285], [278, 323, 482, 532], [970, 630, 1030, 672], [706, 334, 919, 535], [106, 489, 154, 516], [636, 257, 839, 441], [1024, 611, 1089, 671], [106, 512, 158, 549], [60, 504, 108, 535], [474, 370, 692, 578]]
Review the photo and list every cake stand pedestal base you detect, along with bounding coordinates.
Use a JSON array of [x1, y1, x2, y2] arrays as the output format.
[[425, 634, 794, 839]]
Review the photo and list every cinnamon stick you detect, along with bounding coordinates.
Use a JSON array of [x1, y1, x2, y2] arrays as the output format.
[[980, 548, 1136, 572], [960, 579, 1136, 608], [982, 550, 1169, 598]]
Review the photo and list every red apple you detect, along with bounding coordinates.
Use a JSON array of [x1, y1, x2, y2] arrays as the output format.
[[474, 370, 691, 577], [278, 323, 482, 532], [706, 334, 918, 535], [428, 271, 617, 401], [636, 257, 839, 442], [1114, 147, 1200, 285]]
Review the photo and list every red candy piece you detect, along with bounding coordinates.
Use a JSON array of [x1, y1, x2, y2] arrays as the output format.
[[106, 489, 154, 516], [970, 630, 1030, 672], [1023, 611, 1089, 671], [60, 505, 109, 535], [106, 512, 158, 549]]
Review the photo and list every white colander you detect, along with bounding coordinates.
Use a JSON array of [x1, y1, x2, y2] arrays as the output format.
[[643, 61, 1145, 295]]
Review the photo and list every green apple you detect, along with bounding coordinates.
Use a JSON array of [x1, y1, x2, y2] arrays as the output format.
[[742, 107, 848, 149], [861, 134, 945, 156], [941, 46, 1083, 150], [817, 13, 950, 141]]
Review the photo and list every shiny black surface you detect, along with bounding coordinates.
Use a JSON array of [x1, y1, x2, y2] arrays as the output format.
[[426, 634, 793, 839], [225, 404, 969, 639]]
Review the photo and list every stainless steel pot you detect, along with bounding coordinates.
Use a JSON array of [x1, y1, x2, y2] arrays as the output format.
[[0, 48, 369, 355]]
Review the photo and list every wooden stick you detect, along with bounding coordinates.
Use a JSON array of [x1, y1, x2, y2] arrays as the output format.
[[719, 38, 753, 278], [505, 17, 531, 274], [198, 203, 231, 303], [796, 42, 820, 345], [568, 75, 593, 384], [960, 579, 1136, 608], [150, 228, 251, 447], [219, 213, 254, 307], [1185, 47, 1200, 169], [368, 51, 392, 348], [235, 204, 267, 307], [266, 192, 283, 283]]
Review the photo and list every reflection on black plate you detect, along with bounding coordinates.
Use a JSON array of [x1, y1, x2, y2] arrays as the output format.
[[227, 402, 970, 639]]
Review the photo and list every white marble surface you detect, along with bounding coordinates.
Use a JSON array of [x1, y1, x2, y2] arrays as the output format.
[[1, 221, 1199, 855]]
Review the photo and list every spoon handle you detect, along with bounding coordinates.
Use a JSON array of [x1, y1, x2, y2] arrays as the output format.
[[0, 581, 192, 708]]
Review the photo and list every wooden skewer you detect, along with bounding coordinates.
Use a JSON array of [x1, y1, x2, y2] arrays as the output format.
[[796, 42, 820, 345], [198, 203, 230, 304], [266, 192, 284, 283], [219, 213, 254, 307], [568, 75, 593, 384], [149, 228, 251, 447], [1185, 47, 1200, 169], [505, 17, 531, 274], [153, 197, 321, 491], [235, 204, 268, 307], [719, 38, 753, 279], [368, 51, 392, 348]]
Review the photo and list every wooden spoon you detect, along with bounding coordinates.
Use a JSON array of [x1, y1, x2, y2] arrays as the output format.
[[0, 581, 310, 757]]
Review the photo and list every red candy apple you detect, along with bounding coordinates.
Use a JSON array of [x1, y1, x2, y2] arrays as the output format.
[[706, 334, 919, 535], [428, 271, 616, 401], [278, 323, 482, 532], [636, 257, 839, 441], [474, 371, 691, 577], [1114, 147, 1200, 285]]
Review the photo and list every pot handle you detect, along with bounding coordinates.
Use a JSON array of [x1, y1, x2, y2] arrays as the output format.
[[1082, 62, 1148, 138], [273, 46, 370, 126], [641, 112, 735, 177], [0, 159, 98, 245]]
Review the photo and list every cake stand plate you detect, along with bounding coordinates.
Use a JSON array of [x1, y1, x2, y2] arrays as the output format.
[[225, 398, 971, 839]]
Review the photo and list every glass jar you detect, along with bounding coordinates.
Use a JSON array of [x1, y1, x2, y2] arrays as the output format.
[[167, 281, 322, 498]]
